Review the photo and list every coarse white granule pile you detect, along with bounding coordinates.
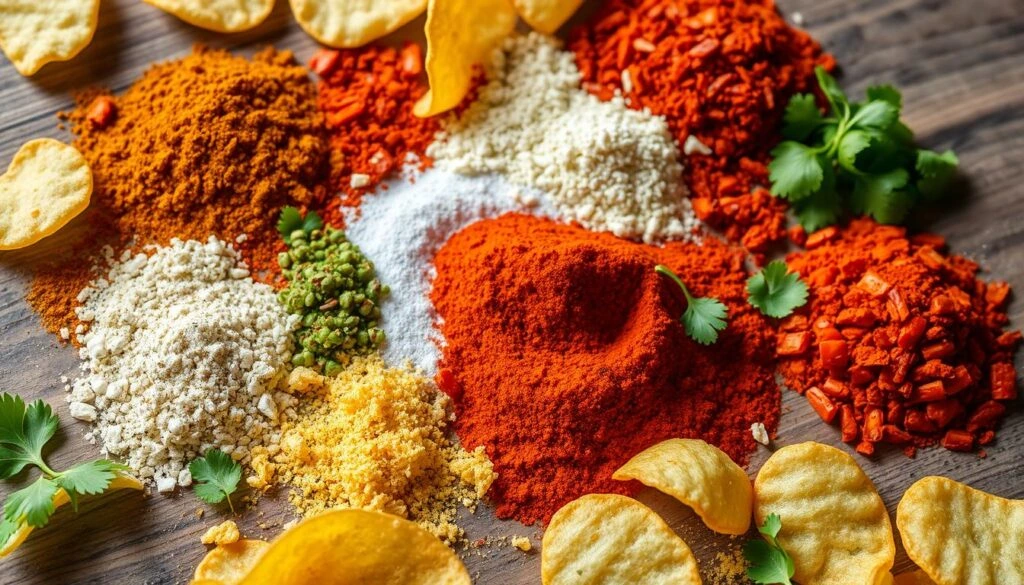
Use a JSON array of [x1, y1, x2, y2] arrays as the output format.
[[427, 33, 699, 244], [68, 236, 300, 492], [343, 169, 557, 376]]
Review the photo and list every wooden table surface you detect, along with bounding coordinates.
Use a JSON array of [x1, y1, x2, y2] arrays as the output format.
[[1, 0, 1022, 583]]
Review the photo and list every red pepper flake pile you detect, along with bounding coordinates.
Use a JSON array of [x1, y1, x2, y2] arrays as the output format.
[[310, 43, 439, 223], [569, 0, 833, 253], [778, 219, 1020, 456]]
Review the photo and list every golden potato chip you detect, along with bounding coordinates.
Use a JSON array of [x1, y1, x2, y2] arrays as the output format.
[[194, 540, 270, 584], [896, 476, 1024, 585], [0, 139, 92, 250], [242, 509, 471, 585], [142, 0, 274, 32], [542, 494, 701, 585], [753, 442, 895, 585], [413, 0, 517, 117], [512, 0, 583, 34], [0, 474, 142, 558], [289, 0, 426, 48], [612, 439, 752, 535], [893, 571, 938, 585], [0, 0, 100, 76]]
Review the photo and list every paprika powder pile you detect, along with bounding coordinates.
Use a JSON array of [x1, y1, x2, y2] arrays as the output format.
[[778, 219, 1020, 456], [431, 213, 779, 525], [569, 0, 833, 253]]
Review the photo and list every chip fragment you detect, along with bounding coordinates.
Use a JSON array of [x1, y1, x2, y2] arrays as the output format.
[[289, 0, 426, 48], [512, 0, 583, 33], [0, 139, 92, 250], [542, 494, 702, 585], [142, 0, 274, 32], [194, 540, 270, 584], [896, 476, 1024, 585], [612, 438, 752, 535], [753, 442, 895, 585], [413, 0, 517, 117], [0, 0, 100, 75]]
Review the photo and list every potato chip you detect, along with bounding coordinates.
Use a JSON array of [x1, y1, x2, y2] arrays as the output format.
[[512, 0, 583, 34], [612, 438, 752, 535], [0, 139, 92, 250], [289, 0, 426, 48], [753, 442, 895, 585], [142, 0, 274, 33], [893, 571, 938, 585], [0, 0, 100, 76], [542, 494, 701, 585], [896, 476, 1024, 585], [0, 474, 142, 558], [194, 540, 270, 584], [413, 0, 517, 117], [242, 509, 471, 585]]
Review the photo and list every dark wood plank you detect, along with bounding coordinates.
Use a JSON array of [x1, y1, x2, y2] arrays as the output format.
[[0, 0, 1021, 583]]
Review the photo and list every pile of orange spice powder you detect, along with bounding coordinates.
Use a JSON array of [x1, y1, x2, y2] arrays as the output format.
[[569, 0, 833, 253]]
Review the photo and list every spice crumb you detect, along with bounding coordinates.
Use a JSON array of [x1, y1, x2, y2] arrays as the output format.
[[709, 547, 749, 585], [510, 536, 532, 552], [350, 173, 371, 189], [200, 520, 240, 545], [751, 422, 770, 446]]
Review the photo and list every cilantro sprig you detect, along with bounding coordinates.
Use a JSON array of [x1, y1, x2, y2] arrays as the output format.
[[655, 265, 728, 345], [746, 261, 809, 319], [744, 513, 796, 585], [769, 67, 958, 231], [0, 393, 129, 547], [277, 206, 324, 244], [189, 449, 242, 514]]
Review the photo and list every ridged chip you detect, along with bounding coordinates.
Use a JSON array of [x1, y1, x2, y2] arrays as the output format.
[[0, 0, 100, 76], [289, 0, 426, 48], [0, 139, 92, 250], [143, 0, 274, 32], [753, 442, 895, 585], [612, 438, 752, 535], [541, 494, 701, 585], [896, 476, 1024, 585], [512, 0, 583, 34], [194, 540, 270, 584]]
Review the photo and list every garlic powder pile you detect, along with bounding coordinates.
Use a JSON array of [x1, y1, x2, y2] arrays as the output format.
[[428, 33, 698, 244], [68, 237, 299, 491]]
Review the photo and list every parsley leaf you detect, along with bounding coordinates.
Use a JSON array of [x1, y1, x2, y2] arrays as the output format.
[[746, 261, 809, 318], [189, 449, 242, 514], [0, 394, 58, 480], [768, 142, 823, 200], [655, 265, 728, 345], [277, 207, 324, 244], [4, 477, 59, 528], [781, 94, 824, 141], [744, 513, 795, 585]]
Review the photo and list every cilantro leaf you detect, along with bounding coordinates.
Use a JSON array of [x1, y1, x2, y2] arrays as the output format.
[[850, 100, 899, 130], [4, 477, 59, 528], [866, 84, 901, 109], [0, 515, 17, 548], [916, 149, 959, 198], [744, 514, 795, 585], [277, 206, 305, 243], [814, 67, 846, 116], [781, 94, 824, 141], [655, 265, 728, 345], [302, 210, 324, 234], [759, 513, 783, 539], [56, 460, 121, 497], [747, 261, 809, 318], [0, 394, 58, 479], [768, 142, 823, 200], [851, 168, 912, 224], [189, 449, 242, 514], [837, 130, 871, 172]]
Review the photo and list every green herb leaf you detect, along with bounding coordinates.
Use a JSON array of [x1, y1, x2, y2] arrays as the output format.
[[850, 100, 899, 130], [0, 515, 17, 548], [56, 460, 121, 498], [768, 142, 824, 200], [744, 514, 795, 585], [837, 129, 871, 172], [302, 210, 324, 234], [851, 168, 912, 224], [189, 449, 241, 514], [814, 67, 846, 115], [866, 84, 901, 109], [654, 265, 728, 345], [4, 477, 59, 528], [277, 206, 304, 243], [0, 394, 58, 480], [781, 94, 824, 141], [747, 261, 809, 318]]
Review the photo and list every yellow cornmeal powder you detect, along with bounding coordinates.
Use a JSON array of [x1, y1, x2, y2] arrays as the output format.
[[247, 355, 496, 543]]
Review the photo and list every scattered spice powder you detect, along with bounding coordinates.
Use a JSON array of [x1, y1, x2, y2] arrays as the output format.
[[778, 219, 1020, 456], [570, 0, 834, 253], [431, 213, 779, 525]]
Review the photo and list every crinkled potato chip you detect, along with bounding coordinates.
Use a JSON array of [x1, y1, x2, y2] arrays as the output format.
[[194, 540, 271, 585], [512, 0, 583, 34], [0, 474, 142, 558], [142, 0, 274, 33], [289, 0, 426, 48], [413, 0, 517, 117], [0, 139, 92, 250], [612, 438, 752, 535], [542, 494, 702, 585], [896, 476, 1024, 585], [0, 0, 100, 76], [754, 442, 895, 585], [893, 571, 938, 585]]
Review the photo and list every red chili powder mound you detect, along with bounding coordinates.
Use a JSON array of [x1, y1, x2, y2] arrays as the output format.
[[430, 214, 779, 525], [777, 220, 1020, 457], [569, 0, 833, 253]]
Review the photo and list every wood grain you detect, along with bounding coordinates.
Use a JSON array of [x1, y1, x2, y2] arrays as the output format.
[[0, 0, 1022, 583]]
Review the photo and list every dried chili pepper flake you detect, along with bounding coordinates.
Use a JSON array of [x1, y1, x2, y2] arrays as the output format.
[[806, 386, 839, 423], [921, 340, 955, 361], [820, 340, 849, 369], [940, 429, 975, 452], [990, 362, 1018, 400], [882, 424, 913, 444], [805, 226, 839, 249], [925, 400, 964, 428], [840, 405, 859, 443], [777, 331, 811, 356], [886, 288, 910, 322], [985, 281, 1011, 308], [86, 95, 117, 128], [821, 378, 850, 399], [855, 440, 876, 457], [966, 401, 1007, 433], [916, 246, 946, 269], [904, 410, 936, 433], [857, 272, 891, 297], [862, 407, 884, 442], [897, 316, 928, 350], [309, 48, 342, 77], [837, 308, 877, 327]]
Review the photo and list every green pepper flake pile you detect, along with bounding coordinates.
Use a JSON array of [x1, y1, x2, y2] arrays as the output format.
[[277, 207, 389, 376]]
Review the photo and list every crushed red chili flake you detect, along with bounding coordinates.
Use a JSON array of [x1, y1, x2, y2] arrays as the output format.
[[778, 219, 1020, 456], [569, 0, 834, 253]]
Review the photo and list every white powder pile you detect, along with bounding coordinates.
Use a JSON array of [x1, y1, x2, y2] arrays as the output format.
[[343, 169, 556, 376], [68, 236, 300, 492], [427, 33, 699, 244]]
